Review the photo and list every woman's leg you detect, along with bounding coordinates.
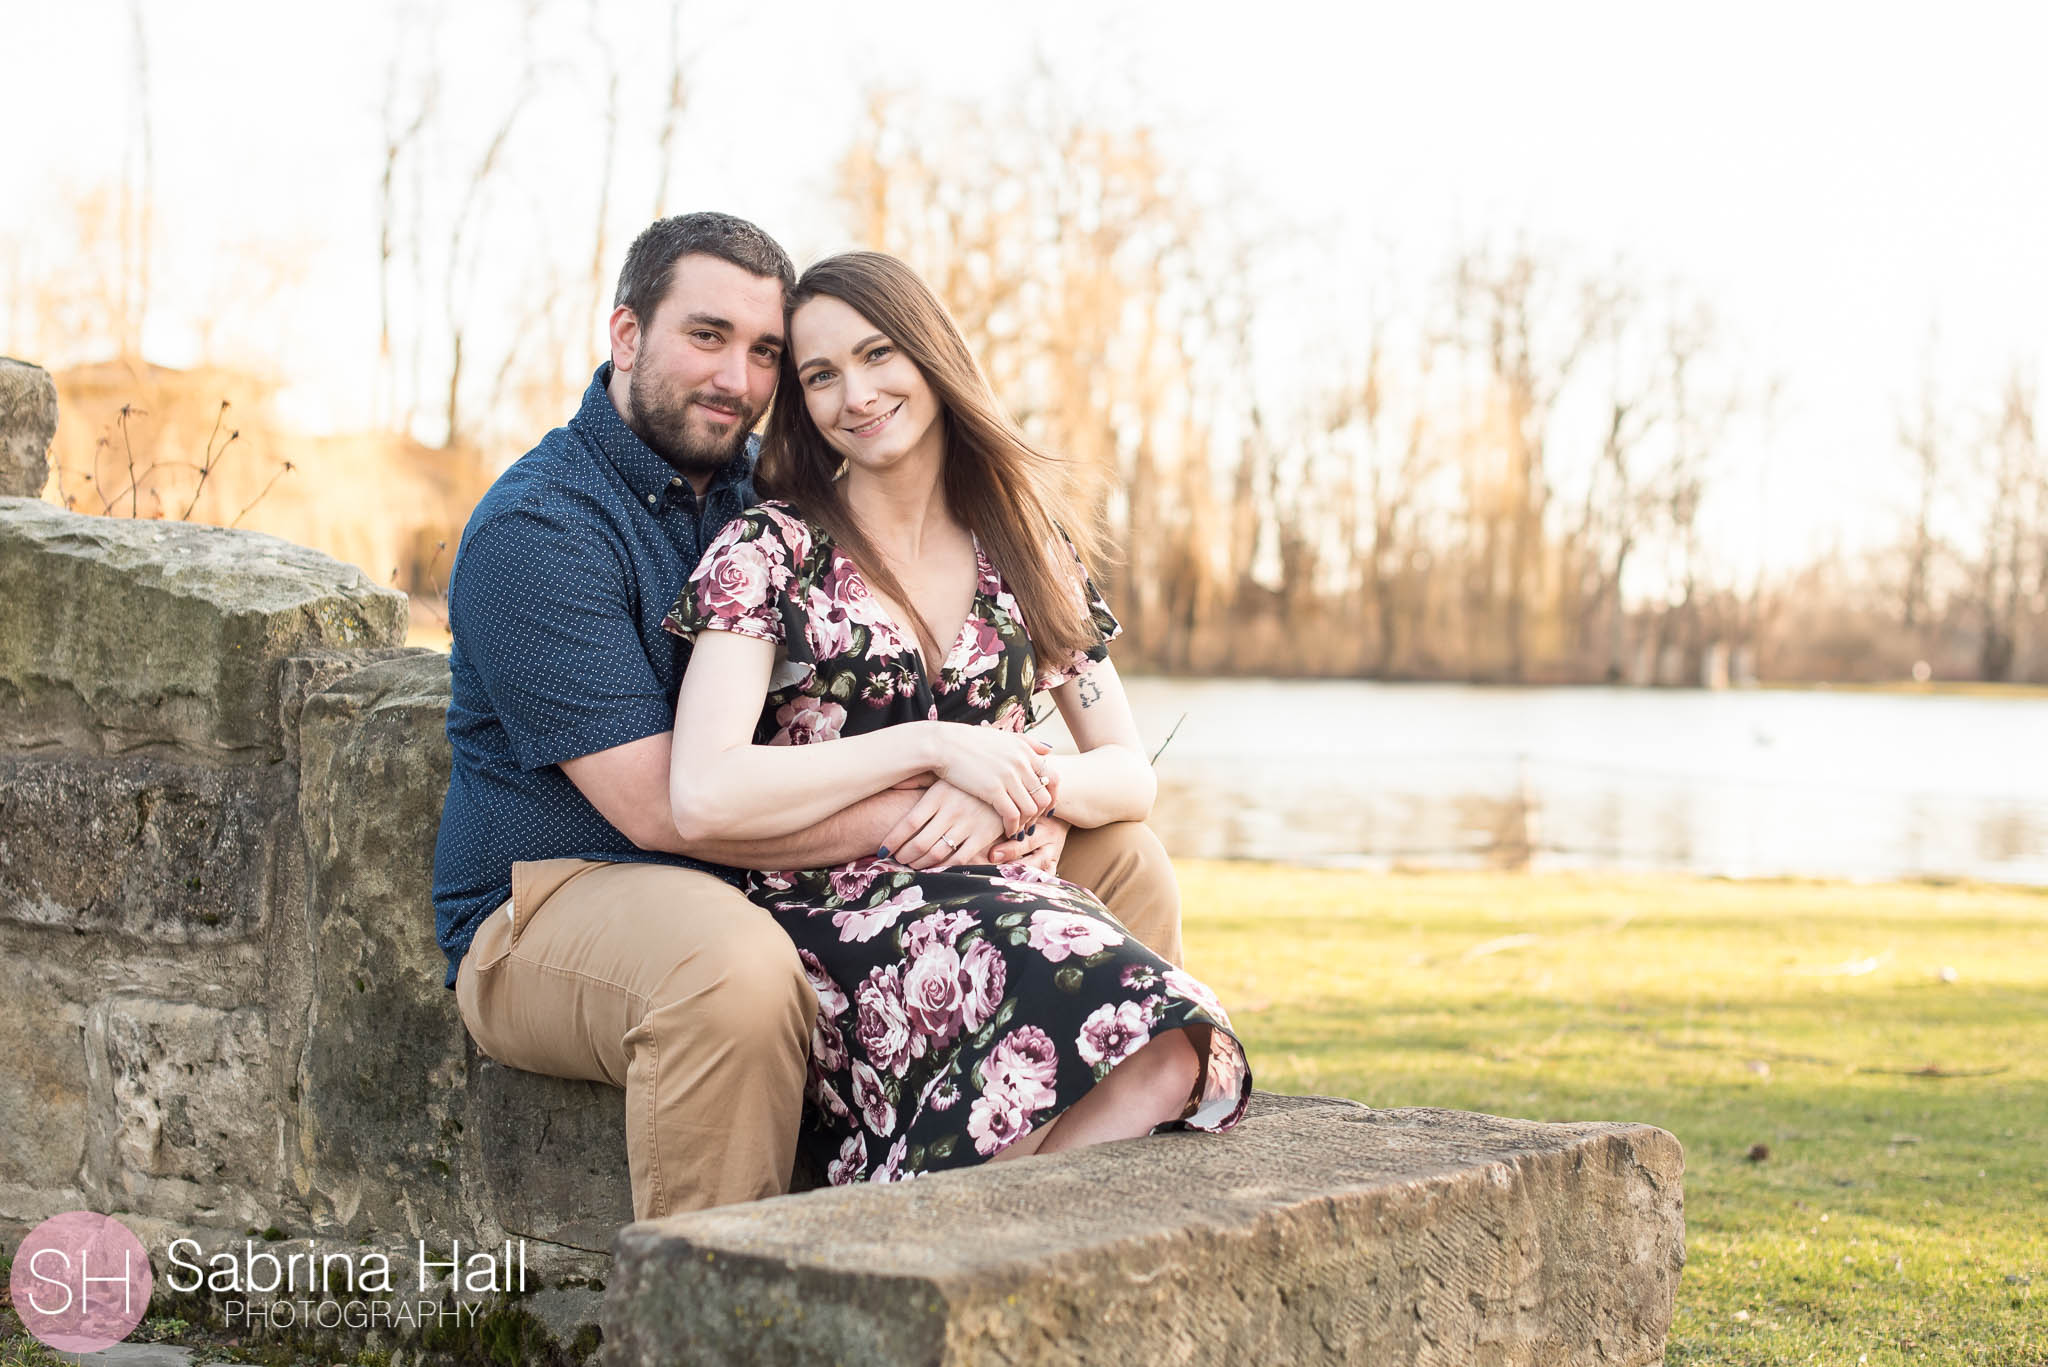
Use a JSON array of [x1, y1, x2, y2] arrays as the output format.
[[987, 1026, 1204, 1163]]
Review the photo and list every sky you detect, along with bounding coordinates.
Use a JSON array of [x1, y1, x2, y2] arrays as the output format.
[[4, 0, 2045, 581]]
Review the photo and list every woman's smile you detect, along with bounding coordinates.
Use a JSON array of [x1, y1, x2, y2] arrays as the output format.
[[846, 401, 904, 438]]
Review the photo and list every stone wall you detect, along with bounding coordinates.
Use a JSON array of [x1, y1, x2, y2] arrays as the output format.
[[0, 494, 628, 1355], [0, 359, 55, 499]]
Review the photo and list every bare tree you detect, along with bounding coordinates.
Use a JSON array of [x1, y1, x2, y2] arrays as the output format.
[[1897, 362, 1950, 638], [650, 0, 689, 219], [1973, 371, 2040, 679]]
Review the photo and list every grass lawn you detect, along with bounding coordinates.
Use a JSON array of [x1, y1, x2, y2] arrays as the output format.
[[1176, 864, 2048, 1365]]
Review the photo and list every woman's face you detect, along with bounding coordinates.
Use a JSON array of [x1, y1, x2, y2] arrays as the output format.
[[790, 294, 942, 476]]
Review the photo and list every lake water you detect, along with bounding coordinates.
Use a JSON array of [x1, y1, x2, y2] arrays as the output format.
[[1036, 681, 2048, 884]]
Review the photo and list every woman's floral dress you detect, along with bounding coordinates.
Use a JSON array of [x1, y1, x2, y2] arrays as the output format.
[[663, 501, 1251, 1184]]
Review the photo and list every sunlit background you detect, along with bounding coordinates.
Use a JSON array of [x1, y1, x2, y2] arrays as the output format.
[[6, 0, 2047, 879]]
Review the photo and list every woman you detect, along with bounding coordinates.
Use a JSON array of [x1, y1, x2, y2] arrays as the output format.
[[662, 251, 1249, 1185]]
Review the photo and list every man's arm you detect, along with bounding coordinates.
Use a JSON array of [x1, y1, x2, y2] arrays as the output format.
[[561, 732, 921, 869]]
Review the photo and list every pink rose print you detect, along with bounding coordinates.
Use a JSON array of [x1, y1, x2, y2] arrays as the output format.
[[959, 939, 1007, 1033], [775, 696, 847, 745], [1026, 908, 1125, 963], [798, 948, 850, 1017], [873, 1134, 910, 1183], [810, 1068, 854, 1127], [855, 964, 923, 1076], [1162, 968, 1229, 1024], [899, 909, 976, 959], [851, 1058, 896, 1136], [967, 1086, 1034, 1156], [761, 504, 813, 563], [828, 1131, 868, 1185], [833, 884, 923, 944], [697, 536, 783, 624], [985, 1025, 1059, 1108], [994, 862, 1058, 885], [1077, 1000, 1152, 1068], [813, 1016, 849, 1073], [959, 618, 1005, 680], [806, 583, 856, 658], [827, 861, 885, 904], [902, 942, 967, 1045]]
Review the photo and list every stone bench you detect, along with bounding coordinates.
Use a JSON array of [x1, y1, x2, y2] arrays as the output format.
[[604, 1094, 1684, 1366]]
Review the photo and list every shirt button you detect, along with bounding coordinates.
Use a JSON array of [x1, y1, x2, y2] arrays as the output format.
[[647, 494, 657, 505], [670, 477, 682, 487]]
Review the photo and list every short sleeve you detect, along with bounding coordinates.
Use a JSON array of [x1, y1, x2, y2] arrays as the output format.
[[1035, 538, 1123, 691], [663, 506, 798, 647], [449, 508, 674, 771]]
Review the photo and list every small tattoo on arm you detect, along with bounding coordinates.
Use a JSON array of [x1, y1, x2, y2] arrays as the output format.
[[1077, 677, 1102, 709]]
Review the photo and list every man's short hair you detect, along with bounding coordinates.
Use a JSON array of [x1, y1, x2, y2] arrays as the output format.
[[613, 212, 796, 327]]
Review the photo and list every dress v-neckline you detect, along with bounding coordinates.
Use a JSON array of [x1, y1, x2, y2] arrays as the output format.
[[831, 533, 989, 692]]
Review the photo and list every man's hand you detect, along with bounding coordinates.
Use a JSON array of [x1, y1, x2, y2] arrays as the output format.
[[989, 813, 1070, 874]]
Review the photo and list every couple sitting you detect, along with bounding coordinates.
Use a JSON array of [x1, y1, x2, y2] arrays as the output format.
[[432, 211, 1250, 1219]]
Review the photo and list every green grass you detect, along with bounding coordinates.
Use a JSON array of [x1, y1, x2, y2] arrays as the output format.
[[1178, 864, 2048, 1365]]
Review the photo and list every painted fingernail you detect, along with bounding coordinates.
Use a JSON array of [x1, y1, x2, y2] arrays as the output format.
[[1027, 824, 1037, 835], [877, 846, 890, 859]]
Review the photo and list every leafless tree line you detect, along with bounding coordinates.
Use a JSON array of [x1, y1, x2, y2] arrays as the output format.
[[1881, 366, 2047, 682], [836, 88, 1825, 683], [18, 11, 2046, 684]]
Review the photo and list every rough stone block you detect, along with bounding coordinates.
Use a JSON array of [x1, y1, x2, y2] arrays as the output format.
[[294, 652, 468, 1236], [604, 1101, 1685, 1367], [472, 1057, 633, 1253], [0, 358, 57, 498], [0, 751, 288, 940], [81, 995, 276, 1222], [0, 957, 89, 1210], [0, 497, 407, 757]]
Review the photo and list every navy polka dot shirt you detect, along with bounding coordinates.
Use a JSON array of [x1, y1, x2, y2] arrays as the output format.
[[432, 364, 754, 986]]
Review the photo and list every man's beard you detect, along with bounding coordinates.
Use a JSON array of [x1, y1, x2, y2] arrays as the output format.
[[625, 367, 757, 479]]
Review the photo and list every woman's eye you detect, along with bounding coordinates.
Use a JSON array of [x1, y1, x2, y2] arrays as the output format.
[[806, 370, 835, 388], [867, 345, 893, 363]]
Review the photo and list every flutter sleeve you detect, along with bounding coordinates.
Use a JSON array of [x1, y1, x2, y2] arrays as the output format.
[[1034, 535, 1123, 691], [662, 505, 801, 647]]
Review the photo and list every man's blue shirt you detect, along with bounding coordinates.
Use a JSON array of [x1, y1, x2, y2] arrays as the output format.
[[432, 364, 751, 986]]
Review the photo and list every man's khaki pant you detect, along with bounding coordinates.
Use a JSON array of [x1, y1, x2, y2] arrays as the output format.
[[454, 823, 1182, 1219]]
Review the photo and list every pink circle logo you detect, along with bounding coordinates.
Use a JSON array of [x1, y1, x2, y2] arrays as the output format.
[[8, 1211, 153, 1352]]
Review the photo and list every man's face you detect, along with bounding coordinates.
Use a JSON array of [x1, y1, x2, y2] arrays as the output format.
[[618, 253, 785, 479]]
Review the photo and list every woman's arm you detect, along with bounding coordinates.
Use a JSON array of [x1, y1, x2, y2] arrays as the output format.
[[1040, 657, 1156, 828], [669, 629, 1055, 843]]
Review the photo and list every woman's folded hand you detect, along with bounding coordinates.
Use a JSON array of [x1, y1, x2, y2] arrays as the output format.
[[925, 722, 1055, 833]]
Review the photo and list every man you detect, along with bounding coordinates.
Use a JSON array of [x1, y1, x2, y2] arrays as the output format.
[[433, 211, 1184, 1218]]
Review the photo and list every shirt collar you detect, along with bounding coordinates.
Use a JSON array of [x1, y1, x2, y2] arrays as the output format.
[[573, 363, 757, 514]]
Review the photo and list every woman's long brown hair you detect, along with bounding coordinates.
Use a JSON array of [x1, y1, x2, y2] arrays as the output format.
[[759, 251, 1109, 676]]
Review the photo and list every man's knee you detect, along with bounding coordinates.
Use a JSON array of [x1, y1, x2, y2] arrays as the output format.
[[1067, 821, 1182, 966]]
